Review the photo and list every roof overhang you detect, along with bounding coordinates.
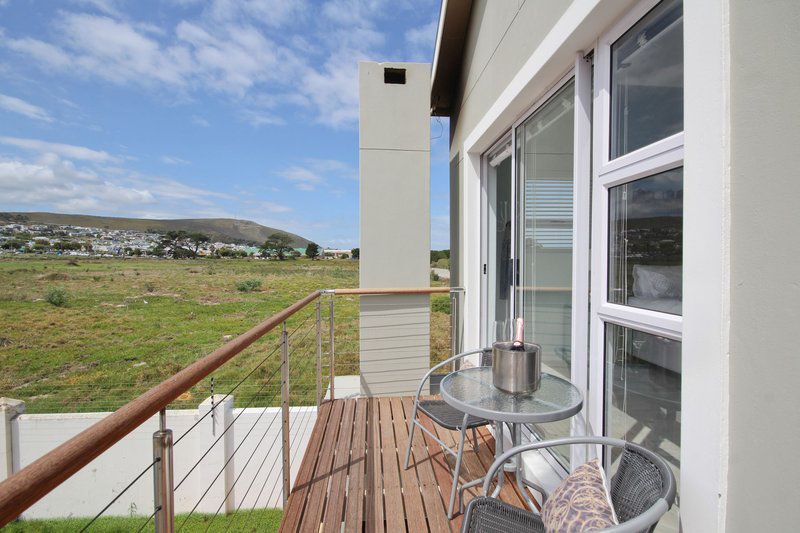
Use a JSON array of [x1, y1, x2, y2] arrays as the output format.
[[430, 0, 473, 117]]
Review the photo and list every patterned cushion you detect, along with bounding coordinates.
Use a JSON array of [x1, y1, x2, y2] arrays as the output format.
[[542, 459, 618, 532]]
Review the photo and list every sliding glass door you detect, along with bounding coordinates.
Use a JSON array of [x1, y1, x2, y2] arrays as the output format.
[[483, 137, 514, 345], [481, 77, 579, 467], [515, 80, 576, 459]]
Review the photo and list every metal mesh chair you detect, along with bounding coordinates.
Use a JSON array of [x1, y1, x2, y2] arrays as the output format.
[[404, 348, 492, 518], [462, 437, 677, 533]]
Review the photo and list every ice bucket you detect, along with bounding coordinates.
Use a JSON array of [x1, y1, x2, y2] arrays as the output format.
[[491, 341, 542, 394]]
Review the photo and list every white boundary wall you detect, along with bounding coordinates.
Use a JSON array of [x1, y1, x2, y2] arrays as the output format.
[[0, 397, 316, 520]]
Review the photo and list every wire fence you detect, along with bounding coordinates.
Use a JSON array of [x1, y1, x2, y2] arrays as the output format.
[[8, 289, 458, 530]]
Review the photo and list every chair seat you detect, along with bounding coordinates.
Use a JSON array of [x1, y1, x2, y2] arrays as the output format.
[[418, 400, 489, 430], [462, 497, 545, 533]]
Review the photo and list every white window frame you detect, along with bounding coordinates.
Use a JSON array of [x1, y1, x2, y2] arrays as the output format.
[[588, 0, 685, 450]]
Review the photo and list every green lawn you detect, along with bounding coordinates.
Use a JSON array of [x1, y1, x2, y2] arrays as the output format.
[[0, 255, 451, 413], [3, 509, 283, 532]]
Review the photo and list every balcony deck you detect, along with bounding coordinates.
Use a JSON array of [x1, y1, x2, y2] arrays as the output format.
[[279, 397, 539, 533]]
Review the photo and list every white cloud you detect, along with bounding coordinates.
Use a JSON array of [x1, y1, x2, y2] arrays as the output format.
[[190, 114, 210, 127], [1, 0, 435, 128], [160, 155, 190, 165], [0, 151, 234, 217], [70, 0, 124, 17], [405, 18, 437, 62], [278, 159, 356, 191], [256, 201, 292, 213], [0, 136, 119, 163], [0, 93, 53, 122]]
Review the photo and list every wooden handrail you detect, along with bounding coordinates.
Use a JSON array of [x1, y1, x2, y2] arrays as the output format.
[[0, 285, 461, 524], [0, 290, 322, 525], [332, 287, 457, 295]]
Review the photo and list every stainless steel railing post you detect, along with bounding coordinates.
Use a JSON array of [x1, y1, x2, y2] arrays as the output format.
[[315, 299, 322, 407], [328, 295, 335, 401], [280, 322, 290, 506], [153, 409, 174, 533]]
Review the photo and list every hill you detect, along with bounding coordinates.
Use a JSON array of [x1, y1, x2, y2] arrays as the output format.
[[0, 212, 312, 247]]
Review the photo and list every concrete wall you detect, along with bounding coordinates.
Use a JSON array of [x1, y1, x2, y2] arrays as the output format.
[[1, 399, 316, 520], [725, 1, 800, 530], [358, 61, 431, 396]]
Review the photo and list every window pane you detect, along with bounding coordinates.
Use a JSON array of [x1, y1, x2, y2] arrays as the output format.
[[605, 324, 680, 532], [608, 168, 683, 315], [516, 80, 574, 465], [485, 139, 513, 343], [610, 0, 683, 158]]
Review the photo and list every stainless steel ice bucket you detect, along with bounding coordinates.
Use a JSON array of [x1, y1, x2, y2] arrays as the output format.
[[491, 341, 542, 394]]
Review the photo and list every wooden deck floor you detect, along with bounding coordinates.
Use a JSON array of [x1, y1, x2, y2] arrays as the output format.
[[279, 397, 538, 533]]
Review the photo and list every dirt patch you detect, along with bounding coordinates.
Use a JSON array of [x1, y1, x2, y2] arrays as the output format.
[[39, 272, 70, 281]]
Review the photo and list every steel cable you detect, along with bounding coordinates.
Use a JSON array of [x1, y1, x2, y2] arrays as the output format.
[[79, 459, 159, 531]]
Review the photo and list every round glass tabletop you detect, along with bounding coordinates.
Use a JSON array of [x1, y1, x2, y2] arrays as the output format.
[[440, 367, 583, 424]]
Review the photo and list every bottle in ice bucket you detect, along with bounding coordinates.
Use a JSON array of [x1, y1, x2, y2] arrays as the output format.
[[492, 318, 542, 393]]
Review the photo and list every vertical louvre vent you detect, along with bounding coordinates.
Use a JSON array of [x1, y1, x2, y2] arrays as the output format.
[[384, 68, 406, 84]]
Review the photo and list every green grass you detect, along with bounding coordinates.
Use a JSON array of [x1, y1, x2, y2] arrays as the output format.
[[0, 255, 451, 413], [3, 508, 283, 532]]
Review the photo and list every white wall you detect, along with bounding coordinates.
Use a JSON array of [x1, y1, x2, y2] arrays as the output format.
[[4, 401, 316, 520], [358, 61, 432, 396], [725, 1, 800, 530]]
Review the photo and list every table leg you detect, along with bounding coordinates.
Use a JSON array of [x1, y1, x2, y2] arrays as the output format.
[[512, 423, 546, 511], [491, 421, 504, 497]]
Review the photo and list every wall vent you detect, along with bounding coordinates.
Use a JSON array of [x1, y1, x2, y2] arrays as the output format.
[[383, 68, 406, 84]]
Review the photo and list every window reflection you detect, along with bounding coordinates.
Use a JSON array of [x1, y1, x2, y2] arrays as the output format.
[[611, 0, 683, 158], [605, 324, 681, 532], [608, 168, 683, 315]]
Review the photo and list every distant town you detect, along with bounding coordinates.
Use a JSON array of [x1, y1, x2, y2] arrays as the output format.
[[0, 221, 356, 260]]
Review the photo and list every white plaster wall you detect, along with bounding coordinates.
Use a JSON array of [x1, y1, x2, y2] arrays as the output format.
[[358, 61, 432, 396], [725, 1, 800, 530], [9, 405, 316, 520]]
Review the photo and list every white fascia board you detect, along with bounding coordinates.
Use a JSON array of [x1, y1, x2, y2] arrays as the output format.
[[431, 0, 448, 87]]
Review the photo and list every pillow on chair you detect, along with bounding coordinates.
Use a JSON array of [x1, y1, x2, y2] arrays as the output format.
[[541, 459, 618, 532]]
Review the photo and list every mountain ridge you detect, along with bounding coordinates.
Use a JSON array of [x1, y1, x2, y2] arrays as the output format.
[[0, 212, 312, 247]]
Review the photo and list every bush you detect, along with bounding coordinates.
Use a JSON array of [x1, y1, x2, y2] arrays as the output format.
[[431, 271, 440, 282], [236, 279, 262, 292], [432, 258, 450, 269], [46, 287, 68, 307], [431, 295, 451, 314]]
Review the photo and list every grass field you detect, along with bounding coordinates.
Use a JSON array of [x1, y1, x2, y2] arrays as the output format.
[[0, 255, 451, 413], [4, 508, 283, 532]]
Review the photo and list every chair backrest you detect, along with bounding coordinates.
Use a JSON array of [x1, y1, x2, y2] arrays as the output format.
[[609, 444, 672, 528]]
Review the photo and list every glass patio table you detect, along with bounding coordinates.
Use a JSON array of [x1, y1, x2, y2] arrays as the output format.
[[439, 366, 583, 511]]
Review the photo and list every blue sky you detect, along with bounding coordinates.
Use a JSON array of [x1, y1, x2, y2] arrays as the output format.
[[0, 0, 450, 249]]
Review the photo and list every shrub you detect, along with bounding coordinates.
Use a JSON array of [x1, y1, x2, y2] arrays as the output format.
[[46, 287, 68, 307], [431, 295, 451, 314], [432, 258, 450, 269], [236, 279, 262, 292], [431, 271, 440, 282]]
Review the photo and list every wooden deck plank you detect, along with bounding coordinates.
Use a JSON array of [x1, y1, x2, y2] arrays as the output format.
[[297, 399, 345, 533], [343, 398, 368, 532], [416, 404, 463, 530], [389, 397, 429, 533], [279, 400, 333, 533], [367, 398, 385, 533], [398, 397, 451, 533], [322, 399, 357, 533], [378, 397, 406, 533], [476, 426, 540, 511], [281, 397, 540, 533]]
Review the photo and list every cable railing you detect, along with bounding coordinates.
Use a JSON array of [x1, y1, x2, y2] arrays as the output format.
[[0, 285, 462, 531]]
